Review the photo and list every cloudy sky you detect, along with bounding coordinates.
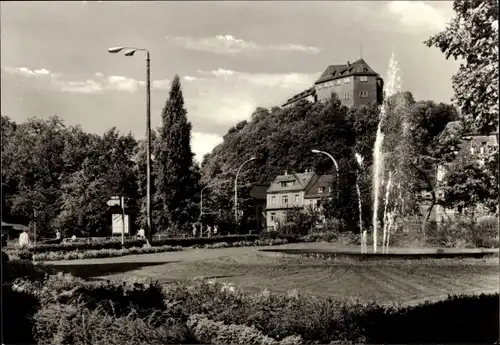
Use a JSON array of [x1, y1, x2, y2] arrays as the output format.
[[1, 1, 460, 162]]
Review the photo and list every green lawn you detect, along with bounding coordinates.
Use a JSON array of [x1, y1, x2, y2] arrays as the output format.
[[49, 243, 499, 306]]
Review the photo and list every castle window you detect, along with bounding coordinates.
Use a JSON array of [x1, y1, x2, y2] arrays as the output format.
[[282, 195, 288, 204], [272, 196, 276, 205], [271, 212, 276, 221], [360, 76, 368, 82], [295, 194, 299, 203], [360, 91, 369, 98], [344, 77, 350, 84]]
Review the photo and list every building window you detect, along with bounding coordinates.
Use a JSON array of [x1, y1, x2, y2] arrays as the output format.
[[344, 77, 350, 84], [344, 93, 351, 100], [360, 76, 368, 82], [281, 181, 286, 187], [318, 186, 324, 194], [480, 146, 484, 154], [272, 196, 276, 205], [295, 194, 299, 203], [360, 91, 369, 98], [470, 147, 475, 154], [328, 186, 332, 193], [270, 213, 276, 221], [282, 195, 288, 204], [335, 80, 341, 85]]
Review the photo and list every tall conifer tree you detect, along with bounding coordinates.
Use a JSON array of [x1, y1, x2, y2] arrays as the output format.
[[153, 75, 199, 231]]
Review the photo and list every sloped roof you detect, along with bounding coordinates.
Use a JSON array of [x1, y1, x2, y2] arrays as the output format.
[[304, 174, 334, 198], [468, 135, 498, 147], [315, 58, 379, 84], [268, 172, 316, 193], [1, 222, 27, 231]]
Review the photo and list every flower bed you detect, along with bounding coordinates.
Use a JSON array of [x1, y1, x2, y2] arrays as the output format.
[[24, 234, 269, 253], [32, 244, 184, 261], [8, 236, 291, 262]]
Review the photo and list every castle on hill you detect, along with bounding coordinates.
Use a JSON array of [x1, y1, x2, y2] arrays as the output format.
[[282, 58, 384, 108]]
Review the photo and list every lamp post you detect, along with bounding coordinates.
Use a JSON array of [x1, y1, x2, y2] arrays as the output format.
[[311, 149, 339, 175], [108, 46, 152, 245], [234, 157, 256, 223]]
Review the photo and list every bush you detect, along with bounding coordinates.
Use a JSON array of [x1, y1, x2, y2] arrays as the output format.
[[34, 302, 187, 345], [187, 314, 281, 345], [431, 216, 499, 248], [2, 283, 41, 344]]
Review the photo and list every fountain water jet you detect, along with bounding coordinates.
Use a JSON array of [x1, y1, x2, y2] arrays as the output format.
[[355, 152, 366, 254], [372, 52, 402, 254], [382, 171, 392, 252]]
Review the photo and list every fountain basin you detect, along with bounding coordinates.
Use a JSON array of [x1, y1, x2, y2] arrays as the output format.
[[259, 247, 498, 260]]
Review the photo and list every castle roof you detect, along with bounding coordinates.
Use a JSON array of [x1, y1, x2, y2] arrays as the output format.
[[315, 58, 379, 84]]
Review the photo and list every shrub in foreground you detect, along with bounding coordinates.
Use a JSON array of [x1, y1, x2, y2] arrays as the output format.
[[34, 302, 187, 345], [187, 314, 303, 345], [7, 269, 499, 345]]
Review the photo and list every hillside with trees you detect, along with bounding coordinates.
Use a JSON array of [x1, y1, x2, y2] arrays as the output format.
[[199, 92, 463, 233]]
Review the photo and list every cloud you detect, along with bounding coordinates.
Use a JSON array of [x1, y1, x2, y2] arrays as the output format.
[[191, 132, 223, 163], [165, 34, 320, 56], [197, 68, 319, 89], [2, 65, 170, 93], [386, 1, 449, 32], [183, 76, 203, 82]]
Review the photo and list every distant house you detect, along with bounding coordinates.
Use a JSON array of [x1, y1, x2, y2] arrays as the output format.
[[423, 121, 500, 222], [265, 170, 334, 229], [1, 222, 27, 241], [282, 58, 384, 108]]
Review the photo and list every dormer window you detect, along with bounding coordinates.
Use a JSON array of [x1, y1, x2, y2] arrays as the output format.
[[281, 182, 286, 187], [360, 76, 368, 82], [318, 186, 325, 194]]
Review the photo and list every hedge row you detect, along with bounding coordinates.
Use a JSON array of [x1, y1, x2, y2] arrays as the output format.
[[5, 267, 498, 345], [24, 234, 263, 253], [8, 238, 289, 262], [32, 245, 184, 261]]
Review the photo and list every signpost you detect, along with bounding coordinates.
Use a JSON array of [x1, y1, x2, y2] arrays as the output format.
[[108, 196, 128, 244], [120, 196, 126, 245]]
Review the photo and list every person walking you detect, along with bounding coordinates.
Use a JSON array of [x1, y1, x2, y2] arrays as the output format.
[[213, 224, 218, 236], [18, 229, 31, 248], [192, 223, 197, 237]]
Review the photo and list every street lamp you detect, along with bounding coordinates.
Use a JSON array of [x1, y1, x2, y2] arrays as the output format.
[[108, 46, 152, 245], [234, 157, 256, 223], [311, 149, 339, 174]]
